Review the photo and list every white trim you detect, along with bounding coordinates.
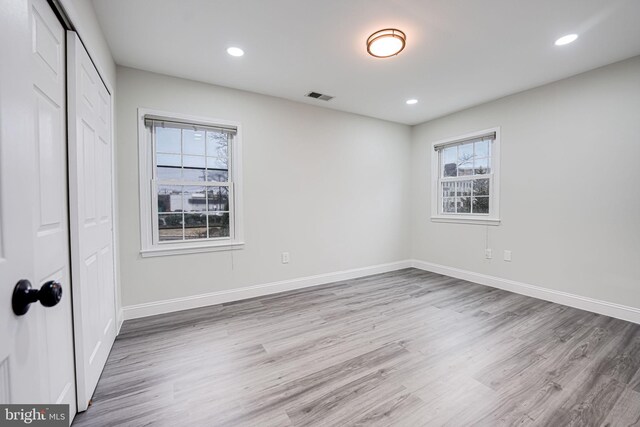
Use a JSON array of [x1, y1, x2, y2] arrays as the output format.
[[430, 216, 501, 226], [430, 127, 501, 225], [116, 309, 124, 334], [137, 108, 244, 256], [410, 259, 640, 325], [108, 65, 121, 337], [122, 260, 412, 319], [140, 241, 245, 258], [121, 259, 640, 325]]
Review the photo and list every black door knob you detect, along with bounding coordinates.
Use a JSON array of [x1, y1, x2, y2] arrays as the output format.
[[12, 279, 63, 316]]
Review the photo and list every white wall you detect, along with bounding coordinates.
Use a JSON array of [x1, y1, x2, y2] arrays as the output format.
[[116, 66, 412, 308], [410, 56, 640, 309]]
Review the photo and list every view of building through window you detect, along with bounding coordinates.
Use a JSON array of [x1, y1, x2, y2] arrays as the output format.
[[438, 136, 493, 215], [150, 122, 233, 241]]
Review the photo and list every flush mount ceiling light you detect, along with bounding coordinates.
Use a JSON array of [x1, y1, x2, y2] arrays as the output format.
[[406, 99, 418, 105], [554, 34, 578, 46], [227, 47, 244, 57], [367, 29, 406, 58]]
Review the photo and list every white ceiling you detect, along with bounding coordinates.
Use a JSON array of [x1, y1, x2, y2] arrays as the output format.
[[92, 0, 640, 125]]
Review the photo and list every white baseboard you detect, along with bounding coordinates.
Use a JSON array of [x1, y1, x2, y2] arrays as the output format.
[[122, 260, 413, 320], [122, 258, 640, 325], [116, 309, 124, 334], [411, 259, 640, 325]]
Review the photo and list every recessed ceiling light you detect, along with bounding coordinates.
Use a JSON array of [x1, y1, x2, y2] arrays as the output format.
[[406, 99, 418, 105], [367, 29, 406, 58], [554, 34, 578, 46], [227, 47, 244, 57]]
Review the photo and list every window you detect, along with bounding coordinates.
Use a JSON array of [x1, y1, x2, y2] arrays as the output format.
[[138, 109, 243, 256], [431, 128, 500, 225]]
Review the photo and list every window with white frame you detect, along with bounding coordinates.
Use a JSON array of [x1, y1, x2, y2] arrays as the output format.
[[431, 128, 500, 225], [138, 110, 243, 256]]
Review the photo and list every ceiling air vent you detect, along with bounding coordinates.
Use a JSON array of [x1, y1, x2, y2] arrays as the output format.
[[306, 91, 334, 101]]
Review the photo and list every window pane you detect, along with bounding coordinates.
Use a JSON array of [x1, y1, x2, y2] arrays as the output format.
[[157, 166, 182, 180], [206, 131, 228, 158], [442, 182, 456, 197], [184, 213, 208, 240], [208, 212, 230, 238], [473, 197, 490, 214], [457, 180, 472, 197], [183, 186, 207, 212], [473, 178, 490, 196], [183, 129, 205, 156], [152, 121, 235, 244], [157, 153, 181, 167], [207, 157, 228, 170], [474, 157, 490, 175], [443, 198, 455, 213], [182, 168, 207, 182], [157, 185, 182, 212], [207, 186, 229, 211], [457, 197, 471, 213], [443, 146, 457, 177], [206, 170, 229, 182], [156, 127, 181, 154], [183, 155, 206, 169], [457, 142, 474, 176], [458, 143, 473, 166], [474, 139, 490, 158], [458, 165, 474, 176], [158, 213, 183, 241], [458, 153, 474, 175]]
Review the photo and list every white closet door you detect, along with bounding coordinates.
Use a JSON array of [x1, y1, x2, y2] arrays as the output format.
[[67, 32, 117, 412], [0, 0, 76, 422]]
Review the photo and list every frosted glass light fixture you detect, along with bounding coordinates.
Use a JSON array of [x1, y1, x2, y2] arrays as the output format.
[[367, 29, 406, 58]]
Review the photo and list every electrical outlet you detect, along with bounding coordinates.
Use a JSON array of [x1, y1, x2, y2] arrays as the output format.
[[485, 249, 492, 259], [281, 252, 290, 264], [504, 250, 512, 262]]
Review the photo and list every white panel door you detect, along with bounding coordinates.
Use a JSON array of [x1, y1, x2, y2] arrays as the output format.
[[67, 32, 117, 412], [0, 0, 76, 421]]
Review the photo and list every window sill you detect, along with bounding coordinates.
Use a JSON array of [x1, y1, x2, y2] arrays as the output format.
[[140, 241, 245, 258], [431, 216, 501, 226]]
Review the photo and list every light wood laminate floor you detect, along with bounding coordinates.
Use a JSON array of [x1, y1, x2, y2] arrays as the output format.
[[73, 269, 640, 426]]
